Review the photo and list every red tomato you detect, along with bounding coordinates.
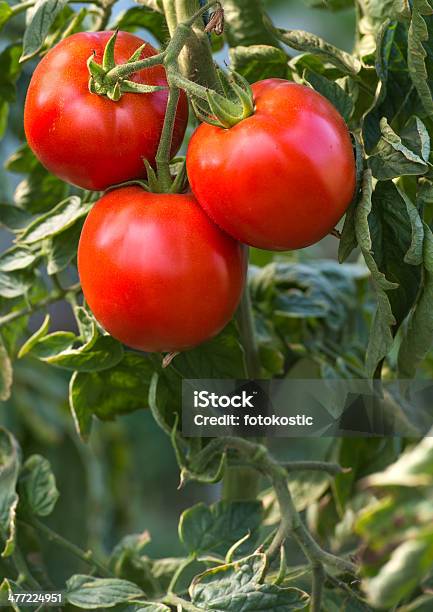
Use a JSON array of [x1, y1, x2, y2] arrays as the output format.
[[24, 31, 188, 191], [78, 187, 246, 352], [186, 79, 356, 251]]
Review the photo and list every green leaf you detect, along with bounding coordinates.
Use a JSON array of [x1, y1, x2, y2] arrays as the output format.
[[354, 171, 396, 376], [135, 0, 163, 12], [46, 218, 82, 275], [0, 204, 32, 232], [368, 117, 430, 180], [0, 45, 21, 103], [272, 26, 362, 75], [0, 2, 13, 33], [254, 314, 285, 376], [399, 595, 433, 611], [0, 578, 21, 611], [0, 428, 20, 557], [0, 245, 38, 272], [65, 575, 144, 609], [112, 6, 167, 44], [398, 224, 433, 377], [179, 501, 263, 557], [172, 322, 247, 379], [44, 334, 124, 372], [109, 536, 188, 599], [18, 314, 50, 358], [75, 306, 96, 342], [401, 116, 431, 162], [148, 371, 181, 437], [302, 69, 354, 122], [355, 174, 423, 375], [27, 331, 77, 360], [322, 589, 372, 612], [0, 339, 12, 402], [364, 435, 433, 487], [0, 44, 22, 138], [116, 604, 170, 612], [13, 163, 68, 214], [21, 0, 69, 62], [229, 45, 288, 82], [222, 0, 281, 47], [189, 554, 309, 610], [5, 143, 36, 173], [0, 269, 34, 299], [356, 495, 433, 549], [364, 20, 423, 153], [407, 0, 433, 116], [361, 0, 411, 26], [19, 196, 90, 244], [252, 260, 368, 335], [18, 454, 59, 516], [69, 353, 154, 441], [369, 181, 422, 325], [287, 471, 330, 512], [364, 527, 433, 609], [110, 531, 152, 586], [338, 136, 364, 263]]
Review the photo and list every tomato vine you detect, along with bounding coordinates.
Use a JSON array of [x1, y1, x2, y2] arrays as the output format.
[[1, 0, 433, 611]]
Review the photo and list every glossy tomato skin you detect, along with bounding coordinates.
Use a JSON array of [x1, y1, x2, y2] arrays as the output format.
[[186, 79, 356, 251], [78, 187, 246, 352], [24, 31, 188, 191]]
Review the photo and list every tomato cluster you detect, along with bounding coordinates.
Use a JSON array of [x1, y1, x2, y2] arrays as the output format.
[[25, 32, 355, 352]]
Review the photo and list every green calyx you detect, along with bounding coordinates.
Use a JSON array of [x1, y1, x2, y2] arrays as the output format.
[[87, 30, 166, 101], [190, 69, 255, 129]]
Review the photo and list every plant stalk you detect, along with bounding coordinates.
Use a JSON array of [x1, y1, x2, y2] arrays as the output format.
[[12, 547, 41, 590], [0, 284, 81, 330], [24, 518, 113, 578], [198, 435, 357, 605], [236, 279, 262, 379], [169, 0, 222, 91], [155, 86, 181, 191], [93, 0, 116, 30], [223, 257, 262, 501]]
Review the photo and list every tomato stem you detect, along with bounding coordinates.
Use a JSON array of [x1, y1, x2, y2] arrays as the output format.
[[0, 284, 81, 330], [237, 280, 262, 380], [22, 517, 113, 578], [172, 0, 222, 92], [93, 0, 116, 31], [12, 546, 41, 591], [155, 86, 182, 191], [222, 267, 263, 503], [88, 1, 254, 128], [104, 51, 166, 83]]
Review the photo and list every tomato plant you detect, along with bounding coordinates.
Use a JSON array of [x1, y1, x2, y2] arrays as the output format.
[[187, 79, 356, 250], [78, 186, 246, 351], [2, 0, 433, 611], [24, 31, 188, 190]]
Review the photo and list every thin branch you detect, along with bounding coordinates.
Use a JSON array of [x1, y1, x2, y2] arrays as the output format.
[[191, 434, 357, 608], [11, 0, 103, 14], [92, 0, 116, 30], [12, 546, 41, 590], [282, 461, 350, 476], [22, 518, 113, 578], [236, 277, 262, 379], [155, 86, 181, 191], [311, 564, 326, 612], [0, 284, 81, 330]]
